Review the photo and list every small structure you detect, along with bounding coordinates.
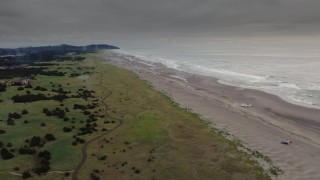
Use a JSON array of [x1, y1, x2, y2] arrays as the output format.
[[0, 80, 6, 85], [66, 52, 76, 56], [20, 78, 30, 85]]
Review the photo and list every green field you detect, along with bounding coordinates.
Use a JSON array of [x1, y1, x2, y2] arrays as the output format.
[[0, 54, 270, 179]]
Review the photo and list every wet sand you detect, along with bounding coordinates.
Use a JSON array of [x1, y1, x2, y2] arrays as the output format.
[[103, 51, 320, 180]]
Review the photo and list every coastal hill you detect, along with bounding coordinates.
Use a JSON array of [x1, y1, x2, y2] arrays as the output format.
[[0, 44, 119, 63], [0, 44, 119, 55]]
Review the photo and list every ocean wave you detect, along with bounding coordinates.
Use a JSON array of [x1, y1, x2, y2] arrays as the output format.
[[278, 82, 301, 90], [192, 65, 266, 80]]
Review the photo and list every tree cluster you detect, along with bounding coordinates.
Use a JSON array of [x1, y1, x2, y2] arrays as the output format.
[[43, 108, 66, 119], [7, 112, 22, 126], [11, 93, 50, 103], [72, 136, 85, 146], [78, 123, 98, 136], [34, 86, 48, 91], [34, 150, 51, 175], [51, 88, 70, 94], [73, 89, 96, 100], [19, 146, 36, 155], [39, 70, 66, 76], [73, 103, 98, 110], [0, 67, 45, 79]]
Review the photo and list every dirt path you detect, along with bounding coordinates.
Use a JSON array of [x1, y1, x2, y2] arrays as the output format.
[[72, 74, 124, 180]]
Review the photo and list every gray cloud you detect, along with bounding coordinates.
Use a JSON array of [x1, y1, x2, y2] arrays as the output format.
[[0, 0, 320, 47]]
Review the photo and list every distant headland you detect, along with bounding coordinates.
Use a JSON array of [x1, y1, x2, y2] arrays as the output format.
[[0, 44, 119, 62]]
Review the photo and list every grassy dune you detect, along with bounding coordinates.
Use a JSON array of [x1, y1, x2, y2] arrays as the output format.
[[0, 54, 270, 179]]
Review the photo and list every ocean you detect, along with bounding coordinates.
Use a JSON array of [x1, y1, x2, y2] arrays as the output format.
[[115, 39, 320, 109]]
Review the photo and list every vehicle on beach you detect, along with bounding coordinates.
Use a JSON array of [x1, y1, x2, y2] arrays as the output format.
[[241, 103, 252, 108], [280, 140, 292, 145]]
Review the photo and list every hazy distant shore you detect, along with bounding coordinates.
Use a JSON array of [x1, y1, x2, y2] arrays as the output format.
[[103, 50, 320, 180]]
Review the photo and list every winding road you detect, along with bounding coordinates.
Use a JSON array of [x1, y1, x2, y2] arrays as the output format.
[[72, 75, 124, 180]]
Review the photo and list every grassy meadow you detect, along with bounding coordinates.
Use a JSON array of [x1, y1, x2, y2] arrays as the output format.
[[0, 54, 270, 180]]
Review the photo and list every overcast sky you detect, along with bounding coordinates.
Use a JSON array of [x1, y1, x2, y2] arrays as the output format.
[[1, 0, 320, 48]]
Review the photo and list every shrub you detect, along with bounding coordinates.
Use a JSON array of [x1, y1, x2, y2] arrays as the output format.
[[44, 134, 56, 141], [63, 127, 72, 132], [83, 111, 91, 115], [25, 84, 33, 88], [76, 137, 85, 144], [134, 169, 141, 174], [52, 94, 69, 102], [38, 150, 51, 160], [19, 146, 36, 155], [124, 141, 130, 145], [72, 141, 78, 146], [98, 155, 107, 161], [22, 171, 32, 179], [22, 109, 29, 115], [29, 136, 42, 147], [7, 118, 15, 126], [1, 148, 14, 160], [0, 129, 5, 134], [93, 169, 100, 173], [8, 112, 21, 119], [0, 84, 6, 92], [34, 86, 47, 91], [90, 173, 100, 180]]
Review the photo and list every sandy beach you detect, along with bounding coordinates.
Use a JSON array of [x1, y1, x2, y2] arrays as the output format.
[[103, 51, 320, 180]]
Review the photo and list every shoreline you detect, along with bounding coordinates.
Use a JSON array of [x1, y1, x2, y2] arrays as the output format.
[[103, 50, 320, 180], [217, 79, 320, 111], [114, 49, 320, 110]]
